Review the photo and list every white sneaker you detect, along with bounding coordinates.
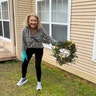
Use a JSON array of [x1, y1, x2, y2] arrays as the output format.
[[16, 78, 27, 86], [36, 82, 42, 90]]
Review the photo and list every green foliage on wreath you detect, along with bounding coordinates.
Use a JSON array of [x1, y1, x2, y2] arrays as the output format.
[[52, 40, 77, 65]]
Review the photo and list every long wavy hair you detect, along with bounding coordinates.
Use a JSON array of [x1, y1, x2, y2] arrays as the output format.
[[23, 13, 42, 30]]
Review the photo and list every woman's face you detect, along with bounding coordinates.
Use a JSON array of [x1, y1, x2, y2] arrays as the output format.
[[28, 16, 38, 29]]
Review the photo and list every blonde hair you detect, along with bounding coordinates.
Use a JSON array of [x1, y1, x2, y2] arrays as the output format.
[[23, 13, 42, 30]]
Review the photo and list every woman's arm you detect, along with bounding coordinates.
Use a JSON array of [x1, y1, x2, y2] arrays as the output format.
[[42, 27, 57, 45], [22, 28, 27, 50], [22, 28, 28, 62]]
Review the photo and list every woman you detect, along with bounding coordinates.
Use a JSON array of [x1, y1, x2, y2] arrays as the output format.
[[16, 13, 56, 90]]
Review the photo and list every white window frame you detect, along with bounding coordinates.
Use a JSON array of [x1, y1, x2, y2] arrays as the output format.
[[0, 0, 10, 41], [36, 0, 71, 48], [92, 17, 96, 62]]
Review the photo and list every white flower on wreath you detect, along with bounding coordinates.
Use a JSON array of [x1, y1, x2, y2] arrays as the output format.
[[59, 48, 70, 57]]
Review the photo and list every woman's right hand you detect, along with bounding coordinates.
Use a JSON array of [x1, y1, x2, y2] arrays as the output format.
[[22, 50, 28, 62]]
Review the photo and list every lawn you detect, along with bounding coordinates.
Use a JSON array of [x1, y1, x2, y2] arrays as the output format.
[[0, 60, 96, 96]]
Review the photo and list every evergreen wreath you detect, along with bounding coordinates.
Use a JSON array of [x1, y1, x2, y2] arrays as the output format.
[[52, 40, 77, 65]]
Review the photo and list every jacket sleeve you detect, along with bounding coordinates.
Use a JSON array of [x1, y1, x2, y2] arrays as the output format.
[[22, 28, 27, 50], [42, 28, 54, 43], [42, 27, 57, 44]]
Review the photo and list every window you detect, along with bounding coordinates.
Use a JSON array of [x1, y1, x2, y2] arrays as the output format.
[[0, 0, 10, 39], [92, 18, 96, 62], [36, 0, 71, 47]]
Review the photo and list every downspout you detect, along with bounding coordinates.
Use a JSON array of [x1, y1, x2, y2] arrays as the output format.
[[12, 0, 16, 45], [11, 0, 16, 56]]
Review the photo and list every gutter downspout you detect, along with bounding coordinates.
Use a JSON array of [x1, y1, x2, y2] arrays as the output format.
[[12, 0, 16, 45], [12, 0, 16, 57]]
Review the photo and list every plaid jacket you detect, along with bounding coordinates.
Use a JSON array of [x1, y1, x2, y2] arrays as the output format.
[[22, 27, 53, 50]]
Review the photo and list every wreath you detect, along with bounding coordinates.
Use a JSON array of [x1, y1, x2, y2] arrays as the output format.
[[52, 40, 77, 65]]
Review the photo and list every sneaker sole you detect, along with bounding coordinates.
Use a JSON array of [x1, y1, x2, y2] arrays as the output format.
[[16, 80, 28, 86], [37, 88, 42, 91], [36, 86, 42, 91]]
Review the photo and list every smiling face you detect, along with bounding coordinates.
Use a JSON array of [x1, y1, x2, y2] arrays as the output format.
[[28, 16, 38, 29]]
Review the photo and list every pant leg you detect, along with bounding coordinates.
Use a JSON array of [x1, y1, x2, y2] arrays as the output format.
[[35, 48, 43, 82], [22, 48, 33, 78]]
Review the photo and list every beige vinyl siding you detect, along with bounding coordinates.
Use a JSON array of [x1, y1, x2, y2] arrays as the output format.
[[71, 0, 96, 63], [31, 0, 36, 12], [70, 0, 96, 83], [14, 0, 35, 59], [43, 0, 96, 83]]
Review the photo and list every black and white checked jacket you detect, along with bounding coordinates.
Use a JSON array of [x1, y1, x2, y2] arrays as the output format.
[[22, 27, 54, 50]]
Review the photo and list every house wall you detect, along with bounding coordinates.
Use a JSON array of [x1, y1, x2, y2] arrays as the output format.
[[70, 0, 96, 81], [42, 0, 96, 84], [0, 39, 14, 52], [13, 0, 36, 59], [0, 0, 15, 54], [13, 0, 96, 83]]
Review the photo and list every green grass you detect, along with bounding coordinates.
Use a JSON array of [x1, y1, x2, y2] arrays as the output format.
[[0, 60, 96, 96]]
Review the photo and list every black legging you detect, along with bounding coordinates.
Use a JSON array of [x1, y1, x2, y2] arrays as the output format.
[[22, 48, 43, 82]]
